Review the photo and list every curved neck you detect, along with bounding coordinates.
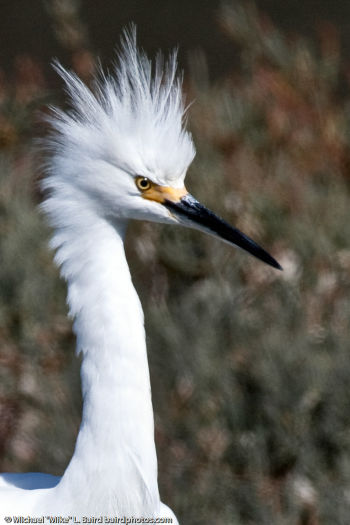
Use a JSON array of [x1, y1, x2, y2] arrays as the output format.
[[50, 202, 160, 516]]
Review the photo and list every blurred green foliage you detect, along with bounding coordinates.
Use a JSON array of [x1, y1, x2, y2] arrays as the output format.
[[1, 2, 350, 524]]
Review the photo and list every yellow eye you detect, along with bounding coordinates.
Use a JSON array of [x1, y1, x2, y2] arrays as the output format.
[[135, 176, 152, 192]]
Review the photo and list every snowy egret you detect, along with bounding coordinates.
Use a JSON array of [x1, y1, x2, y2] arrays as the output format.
[[0, 28, 281, 522]]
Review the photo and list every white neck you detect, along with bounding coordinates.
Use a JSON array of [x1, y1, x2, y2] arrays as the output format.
[[48, 192, 160, 516]]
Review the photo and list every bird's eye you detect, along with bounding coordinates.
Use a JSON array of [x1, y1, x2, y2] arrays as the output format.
[[135, 176, 152, 192]]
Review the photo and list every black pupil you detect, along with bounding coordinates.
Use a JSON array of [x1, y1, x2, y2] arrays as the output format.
[[140, 178, 149, 188]]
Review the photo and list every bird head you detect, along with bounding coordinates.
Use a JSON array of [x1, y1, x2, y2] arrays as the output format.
[[44, 27, 281, 270]]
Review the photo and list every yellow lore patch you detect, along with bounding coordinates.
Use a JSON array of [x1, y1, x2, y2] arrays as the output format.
[[142, 184, 188, 204], [135, 176, 187, 203]]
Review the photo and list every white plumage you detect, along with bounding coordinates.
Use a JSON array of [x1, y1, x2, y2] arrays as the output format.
[[0, 27, 280, 523]]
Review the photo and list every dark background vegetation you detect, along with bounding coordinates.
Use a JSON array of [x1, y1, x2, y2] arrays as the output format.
[[1, 1, 350, 524]]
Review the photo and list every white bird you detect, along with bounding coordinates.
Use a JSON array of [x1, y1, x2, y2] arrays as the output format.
[[0, 28, 281, 522]]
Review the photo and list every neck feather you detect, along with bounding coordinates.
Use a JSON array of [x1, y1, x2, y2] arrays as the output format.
[[46, 193, 160, 516]]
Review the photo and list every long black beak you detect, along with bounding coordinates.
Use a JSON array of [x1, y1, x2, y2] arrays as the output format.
[[165, 194, 282, 270]]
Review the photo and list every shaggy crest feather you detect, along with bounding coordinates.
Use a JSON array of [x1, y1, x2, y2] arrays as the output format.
[[47, 26, 195, 187]]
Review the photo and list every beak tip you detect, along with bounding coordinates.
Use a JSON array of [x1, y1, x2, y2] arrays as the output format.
[[273, 260, 283, 271], [256, 253, 283, 271]]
